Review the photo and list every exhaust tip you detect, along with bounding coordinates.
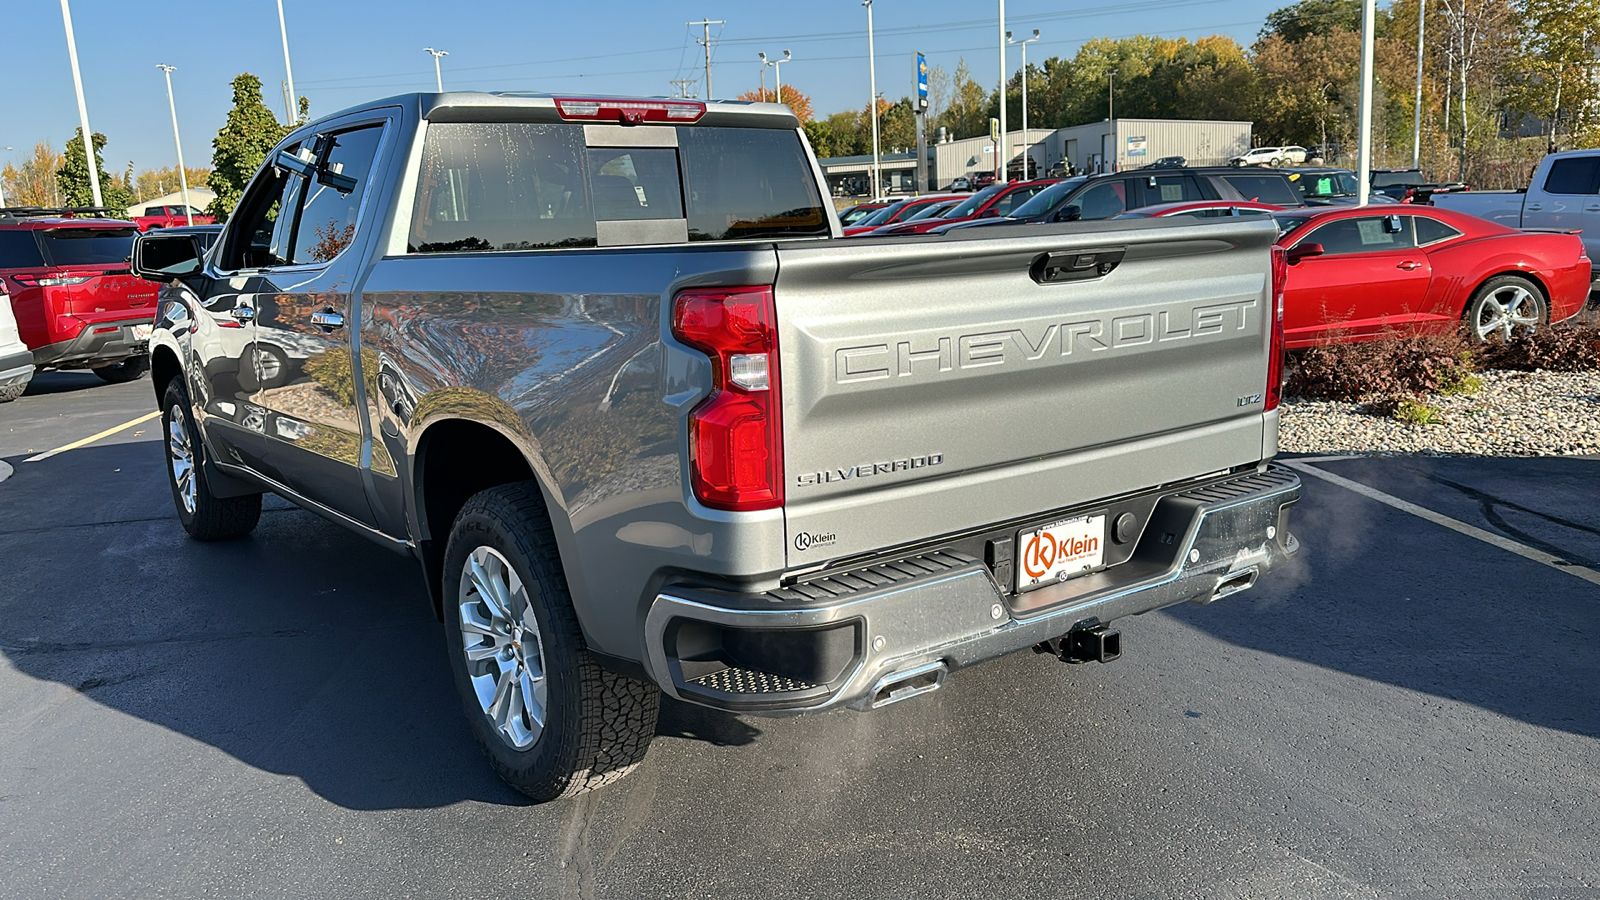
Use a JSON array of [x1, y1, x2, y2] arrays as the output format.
[[868, 661, 947, 709]]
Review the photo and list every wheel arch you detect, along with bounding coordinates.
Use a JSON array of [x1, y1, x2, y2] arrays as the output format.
[[150, 343, 182, 408], [1463, 267, 1551, 320]]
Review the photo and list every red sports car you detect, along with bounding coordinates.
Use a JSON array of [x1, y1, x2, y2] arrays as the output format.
[[1271, 206, 1590, 347], [870, 179, 1061, 236], [841, 194, 962, 236], [1113, 200, 1285, 219]]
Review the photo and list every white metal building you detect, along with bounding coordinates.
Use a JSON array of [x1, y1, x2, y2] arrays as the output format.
[[125, 188, 215, 218], [1040, 119, 1252, 174]]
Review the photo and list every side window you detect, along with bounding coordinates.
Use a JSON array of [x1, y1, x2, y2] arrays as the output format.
[[1146, 175, 1204, 205], [1542, 157, 1600, 195], [1302, 216, 1414, 256], [1174, 208, 1231, 219], [1075, 181, 1127, 219], [286, 125, 385, 265], [0, 230, 46, 268], [1412, 215, 1462, 245], [991, 186, 1040, 216], [1223, 174, 1300, 206], [219, 147, 299, 271]]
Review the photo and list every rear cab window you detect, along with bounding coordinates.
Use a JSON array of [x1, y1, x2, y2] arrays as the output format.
[[409, 120, 830, 252], [1542, 157, 1600, 195]]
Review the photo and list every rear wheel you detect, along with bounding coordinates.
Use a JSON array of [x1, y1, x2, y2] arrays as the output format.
[[92, 356, 150, 384], [1467, 275, 1546, 343], [162, 379, 262, 540], [443, 483, 660, 802]]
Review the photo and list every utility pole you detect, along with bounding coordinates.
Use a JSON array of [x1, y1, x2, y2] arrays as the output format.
[[157, 65, 193, 226], [425, 47, 448, 92], [864, 1, 880, 198], [1357, 0, 1376, 204], [0, 148, 12, 207], [59, 0, 102, 208], [670, 78, 697, 99], [1008, 29, 1039, 178], [688, 19, 725, 100], [1412, 0, 1425, 169], [276, 0, 298, 124], [1108, 71, 1115, 173], [997, 0, 1008, 183]]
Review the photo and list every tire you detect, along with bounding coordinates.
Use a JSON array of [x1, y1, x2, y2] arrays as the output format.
[[0, 377, 27, 403], [162, 379, 262, 540], [92, 355, 150, 384], [1466, 274, 1547, 343], [442, 483, 660, 802]]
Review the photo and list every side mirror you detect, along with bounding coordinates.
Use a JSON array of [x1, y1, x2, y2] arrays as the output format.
[[1055, 205, 1082, 223], [1286, 242, 1324, 264], [133, 232, 204, 281], [1383, 214, 1404, 233]]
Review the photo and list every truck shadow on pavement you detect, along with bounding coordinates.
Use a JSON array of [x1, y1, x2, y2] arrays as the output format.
[[1165, 456, 1600, 740], [0, 442, 758, 811]]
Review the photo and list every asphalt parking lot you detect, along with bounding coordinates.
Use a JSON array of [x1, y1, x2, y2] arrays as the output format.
[[1, 372, 1597, 900]]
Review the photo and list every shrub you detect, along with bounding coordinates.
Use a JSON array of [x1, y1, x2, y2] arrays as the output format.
[[1285, 330, 1477, 402], [1477, 321, 1600, 372]]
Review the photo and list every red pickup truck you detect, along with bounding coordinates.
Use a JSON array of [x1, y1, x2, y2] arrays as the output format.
[[132, 204, 215, 232]]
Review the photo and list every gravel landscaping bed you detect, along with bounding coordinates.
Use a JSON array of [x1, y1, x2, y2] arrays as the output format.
[[1279, 369, 1600, 457]]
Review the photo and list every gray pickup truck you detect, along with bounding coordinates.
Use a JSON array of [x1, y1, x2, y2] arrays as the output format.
[[136, 92, 1301, 801]]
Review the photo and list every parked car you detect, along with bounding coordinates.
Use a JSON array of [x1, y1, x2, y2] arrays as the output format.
[[971, 171, 997, 188], [1146, 155, 1187, 168], [132, 204, 216, 232], [935, 166, 1306, 234], [140, 91, 1301, 802], [867, 179, 1059, 236], [841, 193, 962, 235], [1272, 205, 1590, 346], [0, 283, 32, 401], [837, 201, 889, 227], [1231, 147, 1294, 167], [1114, 200, 1284, 219], [1432, 148, 1600, 264], [1369, 168, 1468, 203], [947, 176, 972, 191], [0, 208, 158, 383]]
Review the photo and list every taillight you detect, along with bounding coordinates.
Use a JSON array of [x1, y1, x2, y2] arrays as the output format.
[[12, 274, 93, 287], [555, 97, 705, 124], [1266, 246, 1287, 412], [672, 286, 782, 511]]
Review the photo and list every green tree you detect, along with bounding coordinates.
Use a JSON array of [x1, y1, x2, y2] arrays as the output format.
[[56, 129, 133, 210], [936, 59, 995, 139], [208, 73, 292, 219], [1509, 0, 1600, 148], [1260, 0, 1363, 42]]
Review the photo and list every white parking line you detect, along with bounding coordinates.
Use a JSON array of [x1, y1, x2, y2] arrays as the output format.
[[1283, 459, 1600, 587], [23, 410, 161, 464]]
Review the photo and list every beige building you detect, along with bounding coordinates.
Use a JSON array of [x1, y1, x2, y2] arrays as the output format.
[[126, 187, 216, 218]]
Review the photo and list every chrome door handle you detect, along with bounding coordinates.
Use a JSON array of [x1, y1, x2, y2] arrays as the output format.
[[229, 305, 255, 322], [1397, 261, 1423, 270], [310, 310, 345, 330]]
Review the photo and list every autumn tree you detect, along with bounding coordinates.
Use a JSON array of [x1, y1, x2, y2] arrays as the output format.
[[133, 166, 212, 202], [1260, 0, 1363, 42], [1509, 0, 1600, 148], [1, 142, 65, 207], [735, 85, 814, 122], [209, 73, 292, 219], [936, 59, 995, 140]]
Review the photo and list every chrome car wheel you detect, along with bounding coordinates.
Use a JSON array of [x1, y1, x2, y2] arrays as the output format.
[[458, 546, 548, 750], [167, 405, 196, 515], [1473, 283, 1541, 341]]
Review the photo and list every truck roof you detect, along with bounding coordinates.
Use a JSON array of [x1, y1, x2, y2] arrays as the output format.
[[297, 91, 801, 136]]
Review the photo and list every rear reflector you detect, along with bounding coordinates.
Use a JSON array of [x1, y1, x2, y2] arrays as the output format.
[[555, 97, 705, 125], [672, 287, 782, 511]]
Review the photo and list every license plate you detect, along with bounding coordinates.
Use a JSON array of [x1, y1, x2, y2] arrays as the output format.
[[1016, 513, 1107, 592], [129, 324, 153, 341]]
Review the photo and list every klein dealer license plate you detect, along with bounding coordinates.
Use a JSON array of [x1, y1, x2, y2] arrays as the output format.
[[129, 324, 153, 342], [1016, 513, 1107, 592]]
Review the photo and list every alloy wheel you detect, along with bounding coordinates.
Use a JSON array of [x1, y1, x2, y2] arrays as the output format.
[[1474, 284, 1541, 341], [457, 546, 549, 750], [167, 406, 196, 515]]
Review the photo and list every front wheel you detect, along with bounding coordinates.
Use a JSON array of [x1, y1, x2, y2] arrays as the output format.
[[93, 355, 150, 384], [162, 379, 262, 540], [1467, 275, 1546, 343], [443, 483, 660, 802]]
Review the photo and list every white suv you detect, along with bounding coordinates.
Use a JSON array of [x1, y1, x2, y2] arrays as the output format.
[[1230, 147, 1296, 167], [0, 288, 34, 402]]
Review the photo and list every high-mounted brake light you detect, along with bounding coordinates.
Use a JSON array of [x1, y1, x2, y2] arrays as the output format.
[[1266, 245, 1287, 412], [555, 97, 705, 125], [672, 286, 782, 511]]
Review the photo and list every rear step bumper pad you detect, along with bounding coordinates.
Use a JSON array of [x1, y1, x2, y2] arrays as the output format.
[[644, 465, 1301, 715]]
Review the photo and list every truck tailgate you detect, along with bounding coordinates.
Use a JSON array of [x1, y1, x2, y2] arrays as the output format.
[[775, 218, 1279, 565]]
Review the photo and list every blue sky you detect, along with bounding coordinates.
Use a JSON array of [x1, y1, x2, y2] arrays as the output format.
[[2, 0, 1287, 176]]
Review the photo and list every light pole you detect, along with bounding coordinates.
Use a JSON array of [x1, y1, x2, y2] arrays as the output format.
[[276, 0, 298, 124], [1008, 29, 1039, 178], [425, 47, 448, 92], [0, 147, 12, 207], [157, 65, 193, 226], [1357, 0, 1376, 204], [768, 50, 791, 103], [1108, 71, 1115, 173], [864, 1, 880, 198], [1412, 0, 1425, 168], [59, 0, 102, 208], [997, 0, 1007, 183]]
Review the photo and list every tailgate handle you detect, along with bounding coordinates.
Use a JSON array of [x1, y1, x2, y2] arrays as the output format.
[[1031, 248, 1126, 285]]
